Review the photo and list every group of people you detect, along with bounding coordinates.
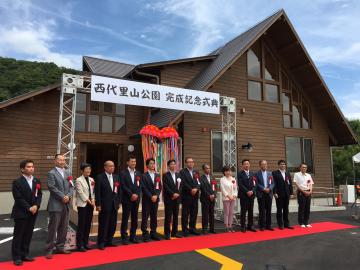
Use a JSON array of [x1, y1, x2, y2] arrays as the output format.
[[10, 154, 314, 266]]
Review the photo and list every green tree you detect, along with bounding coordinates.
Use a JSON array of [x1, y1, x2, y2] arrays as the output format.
[[332, 119, 360, 186], [0, 57, 79, 102]]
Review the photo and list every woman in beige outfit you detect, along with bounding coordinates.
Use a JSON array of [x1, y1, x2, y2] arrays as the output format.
[[220, 166, 238, 232]]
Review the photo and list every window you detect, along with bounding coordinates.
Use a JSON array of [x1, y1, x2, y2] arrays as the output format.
[[285, 137, 313, 173], [248, 81, 262, 101], [265, 48, 278, 81], [247, 41, 280, 103], [265, 84, 279, 103], [75, 94, 126, 133], [247, 42, 261, 78], [211, 131, 223, 173], [281, 73, 311, 129]]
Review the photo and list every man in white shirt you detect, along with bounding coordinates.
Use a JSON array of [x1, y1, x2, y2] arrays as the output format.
[[294, 163, 314, 228]]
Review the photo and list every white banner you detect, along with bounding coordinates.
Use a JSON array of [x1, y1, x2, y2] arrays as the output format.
[[90, 75, 220, 114]]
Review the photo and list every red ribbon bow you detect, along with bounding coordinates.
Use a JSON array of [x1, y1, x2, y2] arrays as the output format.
[[67, 176, 74, 186], [285, 176, 290, 184], [252, 176, 256, 186], [35, 183, 41, 197], [269, 176, 273, 184], [136, 175, 140, 187], [114, 181, 119, 193], [211, 180, 217, 191], [155, 176, 161, 190]]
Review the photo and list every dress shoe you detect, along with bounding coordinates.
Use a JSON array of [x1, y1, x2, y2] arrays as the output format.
[[84, 245, 92, 250], [279, 226, 284, 230], [247, 227, 257, 232], [285, 226, 295, 229], [98, 244, 105, 250], [266, 227, 275, 231], [259, 227, 265, 231], [240, 227, 246, 233], [306, 224, 312, 228], [209, 230, 217, 234], [45, 252, 53, 259], [22, 256, 35, 262], [171, 233, 183, 238], [77, 246, 86, 252], [13, 260, 23, 266], [105, 243, 117, 247], [56, 249, 71, 254], [182, 231, 189, 237], [165, 234, 171, 240], [129, 237, 140, 244], [150, 234, 161, 241], [202, 230, 209, 235], [189, 230, 200, 235], [122, 238, 129, 245]]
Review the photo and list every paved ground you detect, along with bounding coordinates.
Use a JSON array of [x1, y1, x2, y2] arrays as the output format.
[[0, 205, 359, 270]]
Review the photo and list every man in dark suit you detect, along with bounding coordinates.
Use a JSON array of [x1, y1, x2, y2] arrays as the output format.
[[180, 157, 201, 236], [237, 159, 257, 233], [45, 154, 73, 259], [272, 159, 294, 230], [162, 159, 182, 240], [95, 160, 122, 250], [120, 155, 142, 244], [200, 164, 216, 234], [11, 160, 42, 266], [255, 160, 275, 231], [141, 158, 161, 242]]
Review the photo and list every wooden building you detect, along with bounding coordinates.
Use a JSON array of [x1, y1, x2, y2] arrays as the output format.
[[0, 10, 356, 211]]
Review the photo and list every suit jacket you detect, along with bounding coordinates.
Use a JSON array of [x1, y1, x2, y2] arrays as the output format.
[[11, 176, 42, 219], [95, 172, 121, 212], [272, 170, 293, 198], [180, 168, 200, 200], [121, 169, 142, 204], [75, 175, 95, 207], [162, 171, 181, 204], [200, 174, 216, 204], [237, 170, 256, 199], [255, 170, 275, 198], [47, 167, 73, 212], [142, 171, 162, 203]]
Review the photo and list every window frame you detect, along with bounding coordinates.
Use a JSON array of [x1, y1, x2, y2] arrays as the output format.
[[210, 130, 224, 175], [285, 136, 314, 174]]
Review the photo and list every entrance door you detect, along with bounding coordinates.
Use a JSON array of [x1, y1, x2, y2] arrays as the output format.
[[85, 143, 120, 178]]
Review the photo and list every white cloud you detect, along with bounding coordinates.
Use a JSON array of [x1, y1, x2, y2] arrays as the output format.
[[0, 22, 81, 68], [340, 82, 360, 120]]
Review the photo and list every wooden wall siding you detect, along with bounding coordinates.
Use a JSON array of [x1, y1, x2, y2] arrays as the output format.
[[182, 54, 333, 188], [0, 91, 147, 191], [0, 90, 59, 191], [160, 61, 210, 88]]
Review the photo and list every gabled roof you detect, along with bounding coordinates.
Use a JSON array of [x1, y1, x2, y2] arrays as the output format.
[[150, 9, 283, 128], [149, 9, 357, 146], [138, 55, 217, 69], [83, 56, 135, 78], [0, 83, 60, 110]]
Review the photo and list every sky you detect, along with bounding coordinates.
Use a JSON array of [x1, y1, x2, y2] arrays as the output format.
[[0, 0, 359, 119]]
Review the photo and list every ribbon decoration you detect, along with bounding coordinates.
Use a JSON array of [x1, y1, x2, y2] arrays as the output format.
[[35, 183, 41, 197], [114, 181, 119, 193], [67, 176, 74, 187]]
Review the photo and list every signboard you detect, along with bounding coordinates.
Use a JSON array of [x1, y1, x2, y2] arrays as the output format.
[[91, 75, 220, 114]]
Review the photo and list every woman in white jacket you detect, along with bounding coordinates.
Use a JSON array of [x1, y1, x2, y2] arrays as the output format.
[[220, 165, 238, 232], [75, 163, 95, 251]]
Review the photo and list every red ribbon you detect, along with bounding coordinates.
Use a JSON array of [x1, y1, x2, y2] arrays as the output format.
[[269, 176, 273, 185], [114, 181, 119, 193], [35, 183, 40, 197], [67, 176, 74, 187], [155, 176, 161, 190], [136, 176, 140, 187], [211, 180, 217, 191]]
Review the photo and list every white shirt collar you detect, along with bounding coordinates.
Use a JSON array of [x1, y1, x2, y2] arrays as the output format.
[[128, 167, 135, 173]]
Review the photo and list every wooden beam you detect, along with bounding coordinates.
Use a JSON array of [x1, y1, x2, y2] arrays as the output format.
[[278, 41, 299, 53], [290, 62, 311, 73]]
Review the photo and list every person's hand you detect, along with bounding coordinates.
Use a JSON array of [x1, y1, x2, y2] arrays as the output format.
[[91, 199, 96, 208], [172, 193, 180, 200], [96, 206, 101, 212], [209, 194, 215, 201], [246, 191, 253, 197], [191, 188, 198, 196], [264, 188, 270, 193], [29, 205, 37, 215], [290, 194, 295, 199], [151, 195, 158, 203], [63, 195, 69, 203], [131, 194, 138, 201], [274, 193, 279, 199]]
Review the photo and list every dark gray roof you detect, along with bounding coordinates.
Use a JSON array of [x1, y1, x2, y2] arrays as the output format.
[[150, 9, 283, 127], [83, 56, 135, 78]]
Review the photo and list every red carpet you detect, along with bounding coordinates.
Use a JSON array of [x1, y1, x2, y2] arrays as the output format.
[[0, 221, 356, 270]]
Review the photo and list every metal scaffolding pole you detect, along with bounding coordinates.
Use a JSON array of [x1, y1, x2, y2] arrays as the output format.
[[57, 74, 91, 173]]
